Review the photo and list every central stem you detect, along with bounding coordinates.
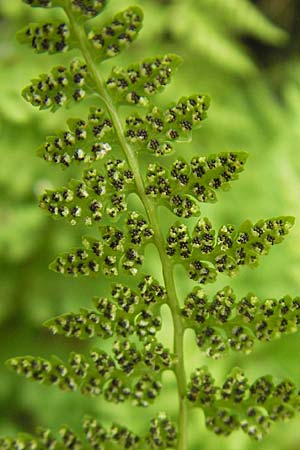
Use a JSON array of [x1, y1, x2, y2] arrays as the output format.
[[67, 11, 188, 450]]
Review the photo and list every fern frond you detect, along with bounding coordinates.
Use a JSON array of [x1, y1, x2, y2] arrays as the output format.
[[145, 152, 247, 217], [166, 216, 294, 284], [125, 94, 210, 155], [7, 337, 172, 405], [23, 0, 107, 20], [87, 7, 143, 61], [5, 0, 299, 448], [50, 212, 153, 277], [40, 160, 135, 225], [182, 286, 300, 358], [44, 275, 166, 340], [22, 59, 92, 112], [187, 367, 300, 439], [106, 54, 182, 107], [38, 107, 116, 166], [0, 413, 176, 450]]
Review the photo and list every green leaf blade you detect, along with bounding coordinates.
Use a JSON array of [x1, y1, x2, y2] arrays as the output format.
[[38, 107, 116, 166], [147, 152, 248, 217], [22, 59, 93, 112], [39, 161, 134, 226], [50, 213, 154, 278], [187, 366, 300, 440], [44, 275, 167, 341], [167, 216, 295, 285], [106, 54, 182, 106], [126, 94, 210, 155], [23, 0, 59, 8], [6, 339, 172, 406], [17, 21, 74, 55], [88, 7, 144, 61], [182, 286, 300, 359]]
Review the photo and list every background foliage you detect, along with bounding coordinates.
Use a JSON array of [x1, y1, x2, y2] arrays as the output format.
[[1, 0, 300, 449]]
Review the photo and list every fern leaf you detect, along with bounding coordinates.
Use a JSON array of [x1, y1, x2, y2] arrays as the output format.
[[23, 0, 108, 20], [50, 212, 153, 277], [182, 286, 300, 358], [22, 59, 93, 112], [17, 21, 75, 55], [38, 107, 116, 166], [18, 1, 143, 61], [213, 216, 294, 273], [40, 160, 135, 225], [145, 152, 247, 217], [145, 413, 177, 449], [7, 337, 172, 405], [0, 413, 176, 450], [187, 367, 300, 439], [106, 54, 182, 106], [166, 216, 294, 284], [84, 416, 141, 450], [88, 7, 143, 61], [69, 0, 107, 20], [44, 275, 166, 340], [23, 0, 56, 7], [125, 94, 210, 155], [7, 0, 299, 447]]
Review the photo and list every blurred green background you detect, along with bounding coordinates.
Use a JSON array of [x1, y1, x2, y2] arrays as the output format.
[[1, 0, 300, 449]]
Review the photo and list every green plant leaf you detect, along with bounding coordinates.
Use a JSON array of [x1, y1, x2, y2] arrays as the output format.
[[40, 160, 135, 225], [7, 337, 172, 406], [0, 414, 176, 450], [50, 212, 154, 277], [38, 107, 117, 166], [17, 21, 74, 54], [146, 152, 247, 217], [44, 275, 166, 340], [187, 367, 300, 439], [22, 59, 94, 112], [182, 286, 300, 358], [125, 94, 210, 155], [106, 54, 182, 106], [166, 216, 294, 283], [88, 7, 143, 61]]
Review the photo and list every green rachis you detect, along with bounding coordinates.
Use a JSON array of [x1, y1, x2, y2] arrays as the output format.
[[2, 1, 300, 450]]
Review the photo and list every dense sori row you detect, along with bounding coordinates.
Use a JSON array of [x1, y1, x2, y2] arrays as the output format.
[[8, 338, 171, 406], [44, 278, 300, 357], [45, 212, 293, 285], [0, 414, 177, 450]]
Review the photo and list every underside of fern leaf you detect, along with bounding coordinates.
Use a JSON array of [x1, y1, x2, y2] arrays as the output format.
[[3, 1, 299, 449]]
